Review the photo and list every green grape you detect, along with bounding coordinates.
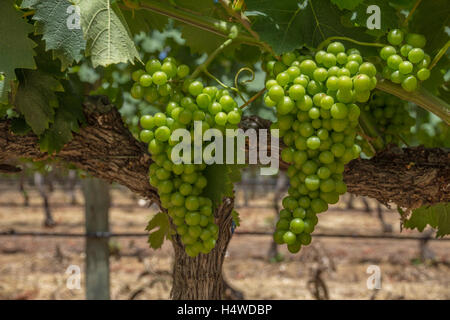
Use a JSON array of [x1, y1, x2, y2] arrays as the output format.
[[387, 54, 403, 69], [353, 74, 371, 92], [300, 59, 317, 77], [408, 48, 425, 64], [145, 59, 161, 74], [380, 46, 396, 60], [327, 42, 345, 55], [417, 68, 430, 81], [401, 75, 418, 92], [268, 85, 285, 102], [323, 53, 337, 68], [131, 83, 144, 99], [387, 29, 404, 46], [177, 65, 190, 78], [406, 33, 426, 48], [189, 81, 204, 96], [152, 71, 168, 85], [400, 44, 413, 57], [132, 69, 145, 82]]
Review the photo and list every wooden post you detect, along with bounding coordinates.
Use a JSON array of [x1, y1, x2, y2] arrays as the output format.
[[82, 178, 111, 300]]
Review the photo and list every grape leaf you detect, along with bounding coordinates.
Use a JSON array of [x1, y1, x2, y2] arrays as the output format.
[[21, 0, 40, 9], [179, 25, 227, 54], [39, 79, 85, 154], [202, 163, 243, 207], [11, 117, 32, 136], [146, 212, 171, 249], [0, 0, 36, 103], [78, 0, 140, 67], [176, 0, 228, 54], [14, 70, 63, 135], [330, 0, 363, 10], [232, 209, 241, 227], [122, 8, 168, 35], [353, 0, 399, 33], [410, 0, 450, 55], [245, 0, 372, 54], [31, 0, 86, 70], [404, 203, 450, 237], [422, 54, 450, 96]]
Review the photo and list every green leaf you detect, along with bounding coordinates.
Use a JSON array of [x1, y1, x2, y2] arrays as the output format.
[[78, 0, 140, 67], [11, 117, 32, 135], [31, 0, 86, 70], [245, 0, 372, 54], [410, 0, 450, 56], [122, 7, 168, 34], [39, 79, 85, 154], [21, 0, 40, 9], [353, 0, 399, 33], [0, 0, 36, 103], [180, 24, 226, 54], [330, 0, 363, 10], [14, 70, 63, 135], [202, 163, 243, 207], [404, 203, 450, 237], [145, 212, 171, 249], [175, 0, 228, 54], [232, 209, 241, 227]]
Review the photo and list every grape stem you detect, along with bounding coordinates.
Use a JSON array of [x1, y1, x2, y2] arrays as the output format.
[[190, 38, 233, 79], [239, 88, 266, 109], [403, 0, 422, 26], [429, 40, 450, 70], [203, 69, 236, 92], [358, 110, 383, 154], [317, 36, 385, 51], [376, 79, 450, 125], [137, 1, 263, 49], [218, 0, 279, 58]]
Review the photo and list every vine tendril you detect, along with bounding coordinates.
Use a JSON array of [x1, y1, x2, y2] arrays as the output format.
[[234, 67, 255, 104]]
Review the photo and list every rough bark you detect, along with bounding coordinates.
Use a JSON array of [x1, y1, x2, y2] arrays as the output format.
[[344, 147, 450, 210], [170, 198, 234, 299], [0, 96, 157, 202]]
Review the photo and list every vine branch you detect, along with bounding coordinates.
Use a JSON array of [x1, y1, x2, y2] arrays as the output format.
[[429, 40, 450, 70], [376, 79, 450, 125], [1, 98, 448, 211], [137, 0, 262, 49], [317, 36, 385, 51]]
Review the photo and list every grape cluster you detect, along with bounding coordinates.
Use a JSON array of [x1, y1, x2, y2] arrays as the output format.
[[264, 42, 377, 253], [133, 57, 243, 257], [357, 91, 414, 156], [380, 29, 431, 92]]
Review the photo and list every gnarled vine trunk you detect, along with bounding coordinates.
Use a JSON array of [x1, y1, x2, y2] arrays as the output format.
[[171, 198, 234, 300]]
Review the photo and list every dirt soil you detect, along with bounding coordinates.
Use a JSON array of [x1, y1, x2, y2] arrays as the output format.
[[0, 185, 449, 300]]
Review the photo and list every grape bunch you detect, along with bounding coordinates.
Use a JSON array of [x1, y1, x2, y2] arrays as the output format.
[[133, 57, 243, 257], [264, 42, 377, 253], [357, 91, 414, 156], [380, 29, 431, 92]]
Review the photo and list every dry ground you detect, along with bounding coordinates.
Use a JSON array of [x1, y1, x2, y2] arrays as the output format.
[[0, 184, 449, 300]]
